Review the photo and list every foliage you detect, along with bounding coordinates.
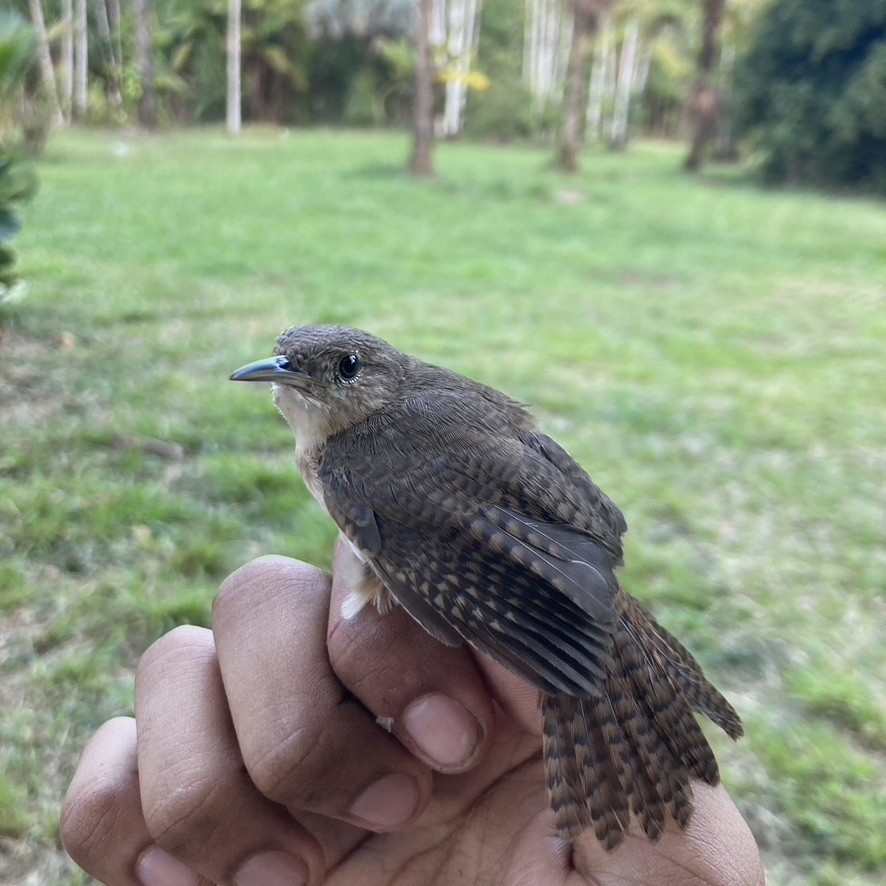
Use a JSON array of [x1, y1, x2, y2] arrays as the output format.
[[158, 0, 313, 124], [640, 31, 694, 136], [734, 0, 886, 192], [3, 129, 884, 884], [0, 9, 49, 155], [465, 0, 545, 141], [304, 0, 414, 40], [464, 76, 542, 141], [0, 10, 36, 113], [343, 66, 384, 124], [0, 152, 37, 306]]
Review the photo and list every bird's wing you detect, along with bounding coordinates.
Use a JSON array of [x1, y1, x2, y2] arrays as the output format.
[[319, 403, 625, 697], [523, 431, 627, 566]]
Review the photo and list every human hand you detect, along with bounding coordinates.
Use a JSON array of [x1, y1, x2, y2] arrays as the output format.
[[62, 544, 764, 885]]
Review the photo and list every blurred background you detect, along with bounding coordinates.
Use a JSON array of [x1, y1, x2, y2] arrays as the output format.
[[1, 1, 884, 884]]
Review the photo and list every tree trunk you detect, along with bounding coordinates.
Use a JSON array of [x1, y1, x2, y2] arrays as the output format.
[[557, 0, 607, 172], [524, 0, 571, 107], [440, 0, 480, 138], [96, 0, 123, 115], [714, 43, 737, 160], [29, 0, 63, 125], [227, 0, 242, 135], [73, 0, 88, 120], [60, 0, 74, 123], [109, 0, 124, 92], [410, 0, 435, 177], [608, 16, 640, 151], [135, 0, 158, 128], [440, 0, 482, 138], [585, 6, 611, 143], [523, 0, 534, 91], [684, 0, 725, 172]]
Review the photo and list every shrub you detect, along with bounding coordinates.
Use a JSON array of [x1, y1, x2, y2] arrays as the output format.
[[734, 0, 886, 192], [0, 152, 37, 306]]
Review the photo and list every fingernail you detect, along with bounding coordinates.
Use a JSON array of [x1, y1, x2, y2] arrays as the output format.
[[403, 693, 481, 769], [348, 772, 420, 830], [234, 851, 308, 886], [137, 845, 197, 886]]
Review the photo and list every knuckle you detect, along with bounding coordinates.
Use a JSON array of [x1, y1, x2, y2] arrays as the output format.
[[141, 768, 225, 853], [214, 556, 328, 623], [61, 717, 140, 870], [60, 774, 129, 867], [247, 716, 330, 805], [141, 624, 213, 666], [138, 625, 214, 678]]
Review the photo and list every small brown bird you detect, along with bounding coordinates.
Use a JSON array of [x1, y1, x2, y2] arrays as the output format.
[[231, 325, 743, 849]]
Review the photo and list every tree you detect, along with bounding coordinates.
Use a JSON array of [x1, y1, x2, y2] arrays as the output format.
[[523, 0, 571, 106], [95, 0, 124, 116], [438, 0, 484, 138], [684, 0, 724, 171], [73, 0, 88, 120], [607, 12, 640, 149], [410, 0, 435, 176], [595, 0, 694, 150], [135, 0, 157, 127], [585, 3, 611, 141], [27, 0, 62, 124], [734, 0, 886, 191], [557, 0, 612, 172], [60, 0, 73, 122], [227, 0, 242, 134]]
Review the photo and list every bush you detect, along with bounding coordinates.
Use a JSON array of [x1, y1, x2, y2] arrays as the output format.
[[734, 0, 886, 192], [0, 10, 51, 157], [0, 152, 38, 307], [464, 75, 540, 141]]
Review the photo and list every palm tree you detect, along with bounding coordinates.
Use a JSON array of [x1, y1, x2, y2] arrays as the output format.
[[26, 0, 62, 124], [410, 0, 434, 176], [557, 0, 613, 172], [135, 0, 157, 127], [684, 0, 724, 171], [227, 0, 242, 134], [73, 0, 88, 120]]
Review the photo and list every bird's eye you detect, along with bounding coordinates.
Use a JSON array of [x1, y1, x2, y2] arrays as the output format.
[[337, 354, 361, 381]]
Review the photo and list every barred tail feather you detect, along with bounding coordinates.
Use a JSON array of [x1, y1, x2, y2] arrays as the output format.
[[540, 590, 742, 849], [542, 694, 592, 838], [542, 694, 628, 847]]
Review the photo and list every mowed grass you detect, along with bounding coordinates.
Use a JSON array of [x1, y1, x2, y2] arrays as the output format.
[[1, 128, 884, 884]]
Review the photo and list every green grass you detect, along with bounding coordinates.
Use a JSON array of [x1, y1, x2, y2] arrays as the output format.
[[2, 128, 884, 884]]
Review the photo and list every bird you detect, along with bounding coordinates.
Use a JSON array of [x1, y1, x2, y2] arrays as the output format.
[[230, 324, 743, 849]]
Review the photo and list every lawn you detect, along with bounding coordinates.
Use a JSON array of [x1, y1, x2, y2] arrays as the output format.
[[1, 128, 884, 885]]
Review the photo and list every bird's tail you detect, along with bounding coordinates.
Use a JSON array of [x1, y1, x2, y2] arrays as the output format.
[[541, 592, 743, 849]]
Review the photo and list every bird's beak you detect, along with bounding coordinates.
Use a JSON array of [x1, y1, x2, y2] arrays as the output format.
[[229, 357, 315, 389]]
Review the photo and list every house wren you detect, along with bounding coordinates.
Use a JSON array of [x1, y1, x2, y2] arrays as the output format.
[[231, 325, 743, 849]]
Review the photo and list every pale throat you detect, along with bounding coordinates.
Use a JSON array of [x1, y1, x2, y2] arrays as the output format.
[[273, 384, 330, 509], [272, 384, 332, 455]]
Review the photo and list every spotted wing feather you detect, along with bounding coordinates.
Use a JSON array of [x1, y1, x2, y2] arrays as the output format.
[[319, 396, 623, 697]]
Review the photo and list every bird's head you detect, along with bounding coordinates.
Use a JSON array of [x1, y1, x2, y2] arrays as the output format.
[[230, 325, 410, 447]]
